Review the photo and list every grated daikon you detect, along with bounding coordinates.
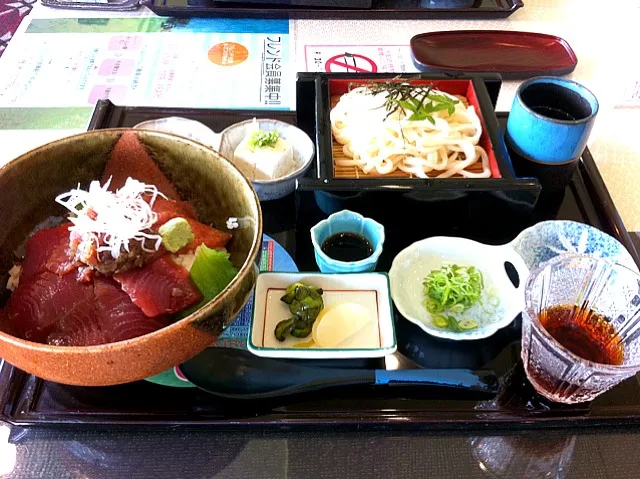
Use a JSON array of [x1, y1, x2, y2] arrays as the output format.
[[55, 177, 166, 260]]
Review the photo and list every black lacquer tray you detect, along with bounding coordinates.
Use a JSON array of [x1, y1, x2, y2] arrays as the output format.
[[145, 0, 524, 20], [2, 79, 640, 429]]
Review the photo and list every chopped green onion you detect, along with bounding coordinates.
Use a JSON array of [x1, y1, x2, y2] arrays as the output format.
[[458, 318, 478, 331], [248, 129, 279, 151], [432, 315, 448, 328], [449, 304, 465, 314], [423, 264, 484, 314], [431, 315, 478, 332]]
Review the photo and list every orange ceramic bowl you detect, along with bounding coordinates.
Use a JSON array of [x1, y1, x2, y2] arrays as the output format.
[[0, 129, 262, 386]]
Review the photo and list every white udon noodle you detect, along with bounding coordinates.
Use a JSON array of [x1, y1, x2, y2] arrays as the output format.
[[330, 86, 491, 178]]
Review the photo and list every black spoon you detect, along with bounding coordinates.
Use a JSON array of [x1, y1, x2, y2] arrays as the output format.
[[179, 348, 499, 399]]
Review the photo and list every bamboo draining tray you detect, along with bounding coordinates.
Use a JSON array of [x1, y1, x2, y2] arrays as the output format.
[[330, 95, 485, 180]]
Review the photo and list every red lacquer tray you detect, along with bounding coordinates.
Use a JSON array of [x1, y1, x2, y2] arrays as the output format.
[[410, 31, 578, 79]]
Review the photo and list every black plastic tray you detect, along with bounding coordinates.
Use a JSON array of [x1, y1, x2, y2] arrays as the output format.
[[2, 94, 640, 429], [145, 0, 524, 20]]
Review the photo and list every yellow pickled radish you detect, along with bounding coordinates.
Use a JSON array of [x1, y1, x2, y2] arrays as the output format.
[[311, 303, 338, 339], [312, 302, 372, 348], [294, 339, 316, 348], [294, 304, 343, 349]]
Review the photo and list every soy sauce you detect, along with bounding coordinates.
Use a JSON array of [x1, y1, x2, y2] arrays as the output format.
[[539, 304, 624, 365], [321, 232, 373, 262]]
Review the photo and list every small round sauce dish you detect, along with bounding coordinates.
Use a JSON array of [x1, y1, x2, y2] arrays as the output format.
[[311, 210, 385, 273]]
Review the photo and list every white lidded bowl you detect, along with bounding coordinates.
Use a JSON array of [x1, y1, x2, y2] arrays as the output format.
[[218, 119, 315, 201], [389, 236, 529, 341]]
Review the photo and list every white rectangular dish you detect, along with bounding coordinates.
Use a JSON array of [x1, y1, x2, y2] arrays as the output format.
[[248, 272, 396, 359]]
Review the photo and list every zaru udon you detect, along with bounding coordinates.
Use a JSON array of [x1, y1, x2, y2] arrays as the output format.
[[330, 83, 491, 179]]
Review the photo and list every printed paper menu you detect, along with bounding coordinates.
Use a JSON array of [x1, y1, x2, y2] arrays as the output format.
[[0, 17, 294, 129]]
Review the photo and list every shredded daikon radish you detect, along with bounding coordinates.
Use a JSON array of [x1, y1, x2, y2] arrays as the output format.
[[55, 177, 166, 260]]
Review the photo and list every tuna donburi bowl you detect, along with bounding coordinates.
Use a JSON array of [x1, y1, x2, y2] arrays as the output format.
[[0, 129, 262, 386]]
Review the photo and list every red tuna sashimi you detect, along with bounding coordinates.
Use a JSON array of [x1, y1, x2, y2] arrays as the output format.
[[114, 255, 202, 317], [46, 278, 171, 346], [5, 271, 94, 343], [94, 277, 172, 343], [46, 306, 102, 346], [0, 309, 17, 337], [181, 219, 232, 253], [21, 224, 75, 284], [102, 131, 181, 201], [150, 196, 197, 228]]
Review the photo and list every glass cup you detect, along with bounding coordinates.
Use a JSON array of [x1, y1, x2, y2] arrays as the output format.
[[522, 255, 640, 404]]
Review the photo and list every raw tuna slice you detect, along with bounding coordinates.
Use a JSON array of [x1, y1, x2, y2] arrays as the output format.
[[46, 306, 102, 347], [151, 196, 197, 228], [94, 277, 172, 343], [0, 309, 17, 337], [5, 271, 94, 343], [102, 131, 181, 201], [21, 224, 74, 284], [181, 219, 232, 253], [114, 255, 202, 317], [47, 278, 172, 346]]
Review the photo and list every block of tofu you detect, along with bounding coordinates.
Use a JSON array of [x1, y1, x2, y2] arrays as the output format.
[[233, 128, 296, 181]]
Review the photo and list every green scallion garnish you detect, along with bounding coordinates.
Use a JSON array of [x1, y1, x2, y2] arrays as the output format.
[[248, 129, 279, 151], [423, 264, 484, 315]]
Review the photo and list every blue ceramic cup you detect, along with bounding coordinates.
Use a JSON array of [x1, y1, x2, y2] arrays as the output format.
[[310, 210, 385, 273], [506, 77, 599, 164]]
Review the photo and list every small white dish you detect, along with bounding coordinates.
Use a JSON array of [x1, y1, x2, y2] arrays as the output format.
[[218, 119, 315, 202], [248, 272, 396, 359], [389, 236, 529, 341]]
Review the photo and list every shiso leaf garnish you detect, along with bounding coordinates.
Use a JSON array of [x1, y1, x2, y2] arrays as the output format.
[[349, 76, 460, 124]]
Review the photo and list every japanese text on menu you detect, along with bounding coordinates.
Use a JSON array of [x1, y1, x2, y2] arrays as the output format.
[[261, 36, 282, 106]]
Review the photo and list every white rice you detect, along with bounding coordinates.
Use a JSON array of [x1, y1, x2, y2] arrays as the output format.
[[6, 264, 22, 292]]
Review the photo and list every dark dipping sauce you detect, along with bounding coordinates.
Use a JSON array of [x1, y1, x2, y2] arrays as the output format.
[[539, 304, 624, 365], [321, 232, 373, 262], [521, 82, 593, 121], [531, 105, 577, 121]]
